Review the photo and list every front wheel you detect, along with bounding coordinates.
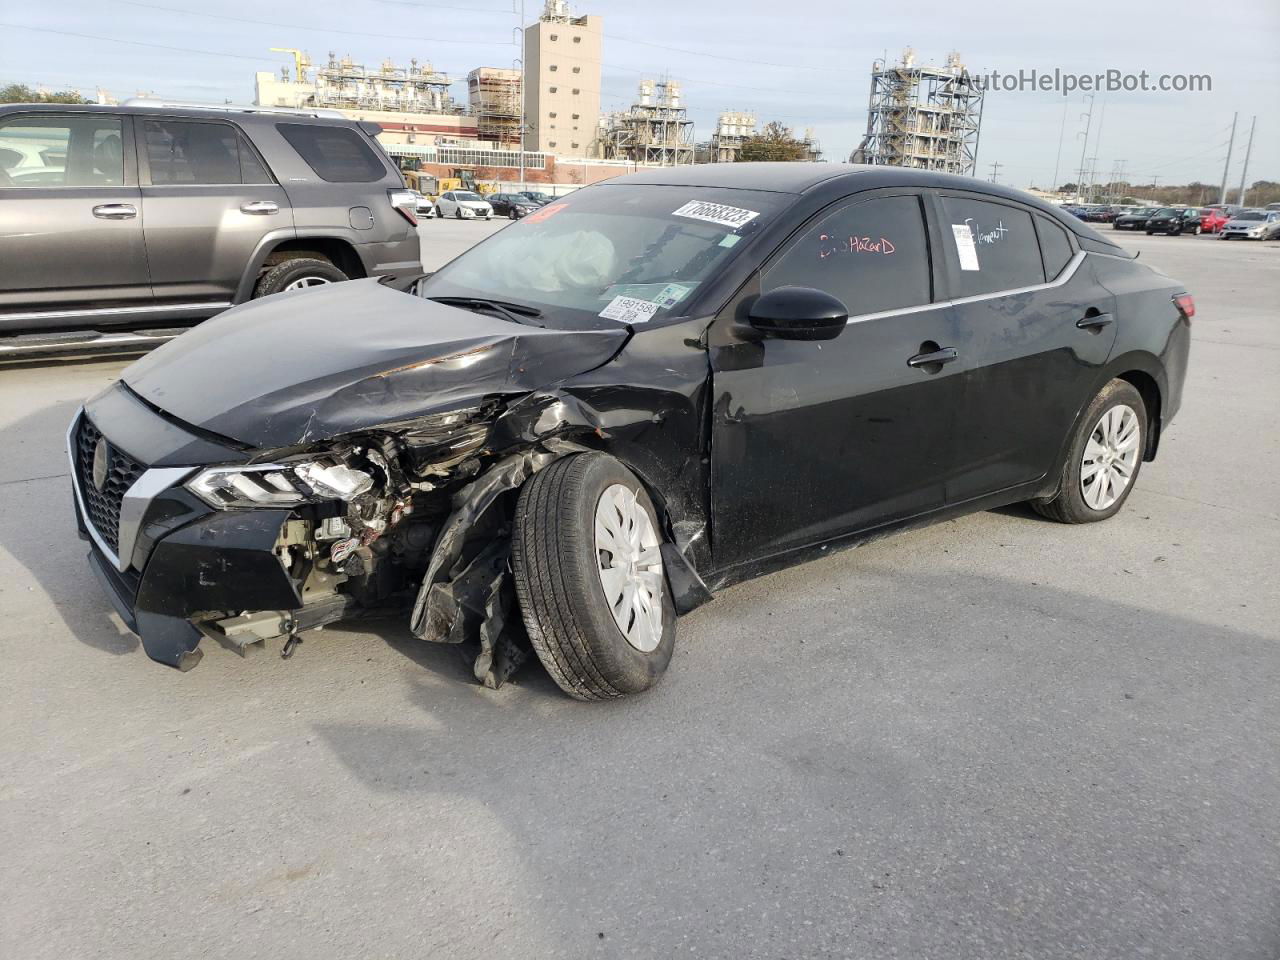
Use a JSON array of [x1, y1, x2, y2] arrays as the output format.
[[512, 453, 675, 701], [1192, 225, 1202, 235], [1031, 379, 1147, 524], [1146, 230, 1154, 235]]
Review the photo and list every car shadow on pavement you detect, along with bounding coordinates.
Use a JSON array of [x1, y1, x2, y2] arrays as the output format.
[[0, 392, 143, 657], [308, 564, 1279, 957]]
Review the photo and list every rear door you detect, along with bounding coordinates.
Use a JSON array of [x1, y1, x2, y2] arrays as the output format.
[[931, 192, 1117, 503], [136, 116, 292, 303], [0, 111, 150, 325]]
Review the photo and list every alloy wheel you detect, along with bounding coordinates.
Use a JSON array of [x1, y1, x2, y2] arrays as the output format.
[[594, 484, 665, 653], [1080, 404, 1141, 510], [283, 276, 332, 291]]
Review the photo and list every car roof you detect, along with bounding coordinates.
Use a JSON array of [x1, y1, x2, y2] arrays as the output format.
[[0, 101, 359, 128], [612, 162, 1119, 246]]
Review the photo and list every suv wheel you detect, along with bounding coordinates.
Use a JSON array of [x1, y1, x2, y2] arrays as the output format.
[[254, 257, 349, 298], [511, 453, 675, 701], [1031, 379, 1147, 524]]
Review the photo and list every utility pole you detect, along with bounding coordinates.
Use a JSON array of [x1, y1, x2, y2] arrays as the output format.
[[1237, 115, 1256, 207], [1075, 93, 1094, 203], [514, 0, 526, 192], [988, 160, 1002, 183], [1052, 96, 1068, 192], [1219, 112, 1237, 205]]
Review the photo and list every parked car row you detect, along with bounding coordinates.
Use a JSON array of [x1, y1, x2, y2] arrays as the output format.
[[422, 189, 557, 221]]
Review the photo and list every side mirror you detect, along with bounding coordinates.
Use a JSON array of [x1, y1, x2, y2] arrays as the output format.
[[747, 286, 849, 341]]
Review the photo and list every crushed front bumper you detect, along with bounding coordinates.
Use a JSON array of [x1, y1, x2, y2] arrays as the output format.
[[69, 389, 305, 670]]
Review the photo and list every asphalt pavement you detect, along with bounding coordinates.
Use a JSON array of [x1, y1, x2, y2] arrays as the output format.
[[1, 222, 1277, 960]]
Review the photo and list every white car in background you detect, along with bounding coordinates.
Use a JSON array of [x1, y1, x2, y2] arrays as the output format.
[[434, 190, 494, 221]]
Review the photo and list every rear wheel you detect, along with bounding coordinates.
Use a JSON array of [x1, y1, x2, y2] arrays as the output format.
[[253, 257, 348, 298], [1192, 224, 1202, 235], [1031, 379, 1147, 524], [511, 453, 675, 701]]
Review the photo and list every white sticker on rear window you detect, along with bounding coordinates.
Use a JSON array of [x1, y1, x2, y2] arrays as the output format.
[[950, 224, 981, 271], [673, 200, 760, 231], [599, 295, 661, 324]]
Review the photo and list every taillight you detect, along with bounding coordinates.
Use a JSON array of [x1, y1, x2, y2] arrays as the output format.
[[1173, 293, 1195, 320], [388, 189, 419, 226]]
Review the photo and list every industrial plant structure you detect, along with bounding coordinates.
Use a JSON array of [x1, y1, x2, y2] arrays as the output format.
[[851, 49, 984, 175], [601, 78, 695, 166], [259, 49, 457, 114], [467, 68, 521, 146], [708, 111, 756, 163]]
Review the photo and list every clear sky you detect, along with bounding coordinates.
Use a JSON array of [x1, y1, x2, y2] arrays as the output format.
[[2, 0, 1276, 189]]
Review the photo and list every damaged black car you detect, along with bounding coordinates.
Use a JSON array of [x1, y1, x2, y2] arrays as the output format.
[[70, 164, 1191, 699]]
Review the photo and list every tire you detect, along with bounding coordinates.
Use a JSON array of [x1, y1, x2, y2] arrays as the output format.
[[253, 257, 348, 298], [1031, 379, 1148, 524], [1192, 225, 1202, 235], [511, 453, 676, 701], [1145, 230, 1154, 235], [455, 208, 463, 220], [509, 209, 518, 220]]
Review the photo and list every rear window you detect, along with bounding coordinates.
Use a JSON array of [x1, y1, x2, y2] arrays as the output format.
[[276, 123, 386, 183]]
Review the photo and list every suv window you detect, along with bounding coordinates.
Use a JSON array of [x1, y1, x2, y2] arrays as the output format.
[[0, 114, 124, 188], [143, 119, 271, 185], [763, 195, 931, 316], [276, 123, 385, 183], [1034, 214, 1074, 280], [940, 196, 1045, 297]]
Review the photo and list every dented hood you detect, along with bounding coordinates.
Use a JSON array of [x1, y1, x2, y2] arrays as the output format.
[[122, 279, 627, 449]]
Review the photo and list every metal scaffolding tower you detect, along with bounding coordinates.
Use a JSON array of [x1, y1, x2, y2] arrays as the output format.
[[602, 78, 695, 166], [852, 49, 984, 175], [468, 68, 522, 145]]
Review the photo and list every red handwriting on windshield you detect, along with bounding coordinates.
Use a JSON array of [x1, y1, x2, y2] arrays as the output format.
[[818, 234, 896, 259]]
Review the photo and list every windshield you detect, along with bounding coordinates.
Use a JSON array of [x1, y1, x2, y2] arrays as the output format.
[[420, 184, 787, 329], [1235, 211, 1264, 221], [1154, 208, 1178, 216], [454, 191, 483, 202]]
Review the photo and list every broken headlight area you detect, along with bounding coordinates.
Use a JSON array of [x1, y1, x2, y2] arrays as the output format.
[[194, 408, 534, 687]]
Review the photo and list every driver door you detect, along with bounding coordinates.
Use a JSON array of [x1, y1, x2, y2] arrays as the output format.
[[707, 191, 966, 570]]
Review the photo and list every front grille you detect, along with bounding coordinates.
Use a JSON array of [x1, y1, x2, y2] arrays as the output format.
[[73, 416, 146, 555]]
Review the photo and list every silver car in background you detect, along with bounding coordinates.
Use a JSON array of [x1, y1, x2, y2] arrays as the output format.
[[1219, 210, 1280, 240]]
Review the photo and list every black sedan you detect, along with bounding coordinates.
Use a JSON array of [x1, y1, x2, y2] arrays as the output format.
[[1146, 207, 1203, 235], [1114, 207, 1156, 230], [69, 165, 1192, 698], [488, 193, 542, 219]]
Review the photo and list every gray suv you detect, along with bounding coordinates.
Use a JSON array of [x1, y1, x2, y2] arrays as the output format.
[[0, 101, 422, 355]]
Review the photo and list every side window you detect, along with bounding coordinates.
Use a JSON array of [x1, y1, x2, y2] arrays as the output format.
[[940, 196, 1045, 297], [763, 195, 931, 316], [276, 123, 386, 183], [1034, 214, 1074, 280], [237, 134, 273, 184], [144, 120, 244, 185], [0, 115, 124, 187]]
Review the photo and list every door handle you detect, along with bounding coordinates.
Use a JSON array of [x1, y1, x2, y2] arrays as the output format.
[[92, 203, 137, 220], [1076, 312, 1114, 331], [907, 346, 958, 369], [240, 200, 279, 215]]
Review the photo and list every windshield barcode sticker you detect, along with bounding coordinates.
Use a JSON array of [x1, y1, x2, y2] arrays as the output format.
[[599, 295, 661, 324], [673, 200, 760, 231]]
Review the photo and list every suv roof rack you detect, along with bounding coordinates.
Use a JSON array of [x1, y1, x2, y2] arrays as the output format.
[[121, 97, 347, 119]]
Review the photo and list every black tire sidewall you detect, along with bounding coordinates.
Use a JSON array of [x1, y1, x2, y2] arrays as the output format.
[[1058, 380, 1147, 522], [254, 258, 348, 298], [564, 455, 675, 693]]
